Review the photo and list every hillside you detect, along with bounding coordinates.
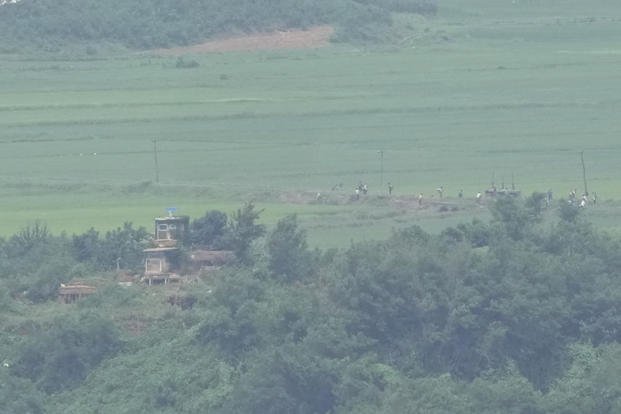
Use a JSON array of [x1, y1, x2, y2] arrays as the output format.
[[3, 198, 621, 413], [0, 0, 437, 50]]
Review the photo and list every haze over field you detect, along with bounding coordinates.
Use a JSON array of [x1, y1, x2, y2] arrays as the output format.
[[2, 1, 621, 413]]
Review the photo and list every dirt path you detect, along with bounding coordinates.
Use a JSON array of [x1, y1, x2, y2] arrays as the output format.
[[154, 26, 334, 55]]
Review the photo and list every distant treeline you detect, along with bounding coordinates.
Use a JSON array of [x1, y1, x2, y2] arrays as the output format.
[[0, 0, 437, 50]]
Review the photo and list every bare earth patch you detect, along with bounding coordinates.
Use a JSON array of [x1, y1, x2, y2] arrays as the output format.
[[154, 25, 334, 55]]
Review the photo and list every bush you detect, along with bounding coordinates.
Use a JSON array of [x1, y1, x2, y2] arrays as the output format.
[[12, 313, 122, 394], [175, 57, 200, 69], [190, 210, 230, 248]]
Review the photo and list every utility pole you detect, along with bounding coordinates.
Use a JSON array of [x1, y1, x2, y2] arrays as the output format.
[[153, 139, 160, 184], [379, 150, 384, 188], [580, 151, 588, 196]]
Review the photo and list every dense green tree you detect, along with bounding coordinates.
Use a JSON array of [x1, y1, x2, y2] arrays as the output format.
[[266, 214, 314, 282], [12, 313, 122, 394], [70, 223, 149, 271], [100, 222, 150, 270], [196, 267, 266, 356], [190, 210, 230, 248], [333, 356, 403, 413], [0, 223, 76, 302], [0, 369, 45, 414], [227, 202, 265, 264], [219, 343, 339, 414], [4, 193, 621, 412], [466, 372, 542, 414], [489, 195, 539, 240], [544, 344, 621, 414], [71, 228, 100, 263]]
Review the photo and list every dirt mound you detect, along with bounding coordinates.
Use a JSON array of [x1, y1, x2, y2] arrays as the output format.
[[154, 25, 334, 55]]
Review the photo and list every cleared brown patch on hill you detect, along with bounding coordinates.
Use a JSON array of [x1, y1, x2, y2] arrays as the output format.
[[154, 25, 334, 55]]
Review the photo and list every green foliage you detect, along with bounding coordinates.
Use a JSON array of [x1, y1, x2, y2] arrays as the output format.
[[466, 371, 542, 414], [4, 193, 621, 412], [0, 223, 77, 302], [334, 356, 403, 413], [72, 222, 149, 271], [98, 222, 150, 271], [7, 221, 50, 254], [196, 268, 266, 356], [267, 214, 314, 282], [0, 368, 45, 414], [558, 199, 582, 223], [71, 228, 100, 263], [228, 202, 266, 264], [456, 219, 490, 247], [544, 343, 621, 414], [11, 312, 122, 394], [329, 238, 427, 348], [189, 210, 230, 249], [489, 196, 534, 240]]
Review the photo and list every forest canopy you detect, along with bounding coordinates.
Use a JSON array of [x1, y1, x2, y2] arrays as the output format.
[[0, 0, 438, 49], [2, 196, 621, 413]]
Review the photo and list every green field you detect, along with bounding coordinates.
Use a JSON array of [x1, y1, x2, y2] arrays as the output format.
[[1, 0, 620, 245]]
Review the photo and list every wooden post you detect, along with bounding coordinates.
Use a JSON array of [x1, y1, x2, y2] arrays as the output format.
[[153, 139, 160, 184], [580, 151, 588, 196], [379, 150, 384, 188]]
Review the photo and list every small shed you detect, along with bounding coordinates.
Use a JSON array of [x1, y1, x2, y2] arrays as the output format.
[[144, 247, 178, 274], [143, 247, 183, 285], [189, 250, 234, 272], [58, 283, 96, 304]]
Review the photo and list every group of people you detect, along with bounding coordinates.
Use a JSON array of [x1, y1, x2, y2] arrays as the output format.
[[349, 182, 464, 203], [345, 181, 598, 209], [353, 182, 369, 200], [568, 189, 597, 207]]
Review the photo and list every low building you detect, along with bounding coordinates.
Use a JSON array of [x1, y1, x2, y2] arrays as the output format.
[[143, 247, 183, 285], [189, 249, 234, 272], [58, 283, 96, 304]]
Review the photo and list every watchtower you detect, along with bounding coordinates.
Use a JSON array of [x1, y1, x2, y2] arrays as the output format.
[[154, 212, 189, 247], [143, 209, 189, 285]]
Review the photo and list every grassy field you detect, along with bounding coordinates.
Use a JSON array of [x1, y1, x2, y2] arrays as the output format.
[[0, 0, 620, 246]]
